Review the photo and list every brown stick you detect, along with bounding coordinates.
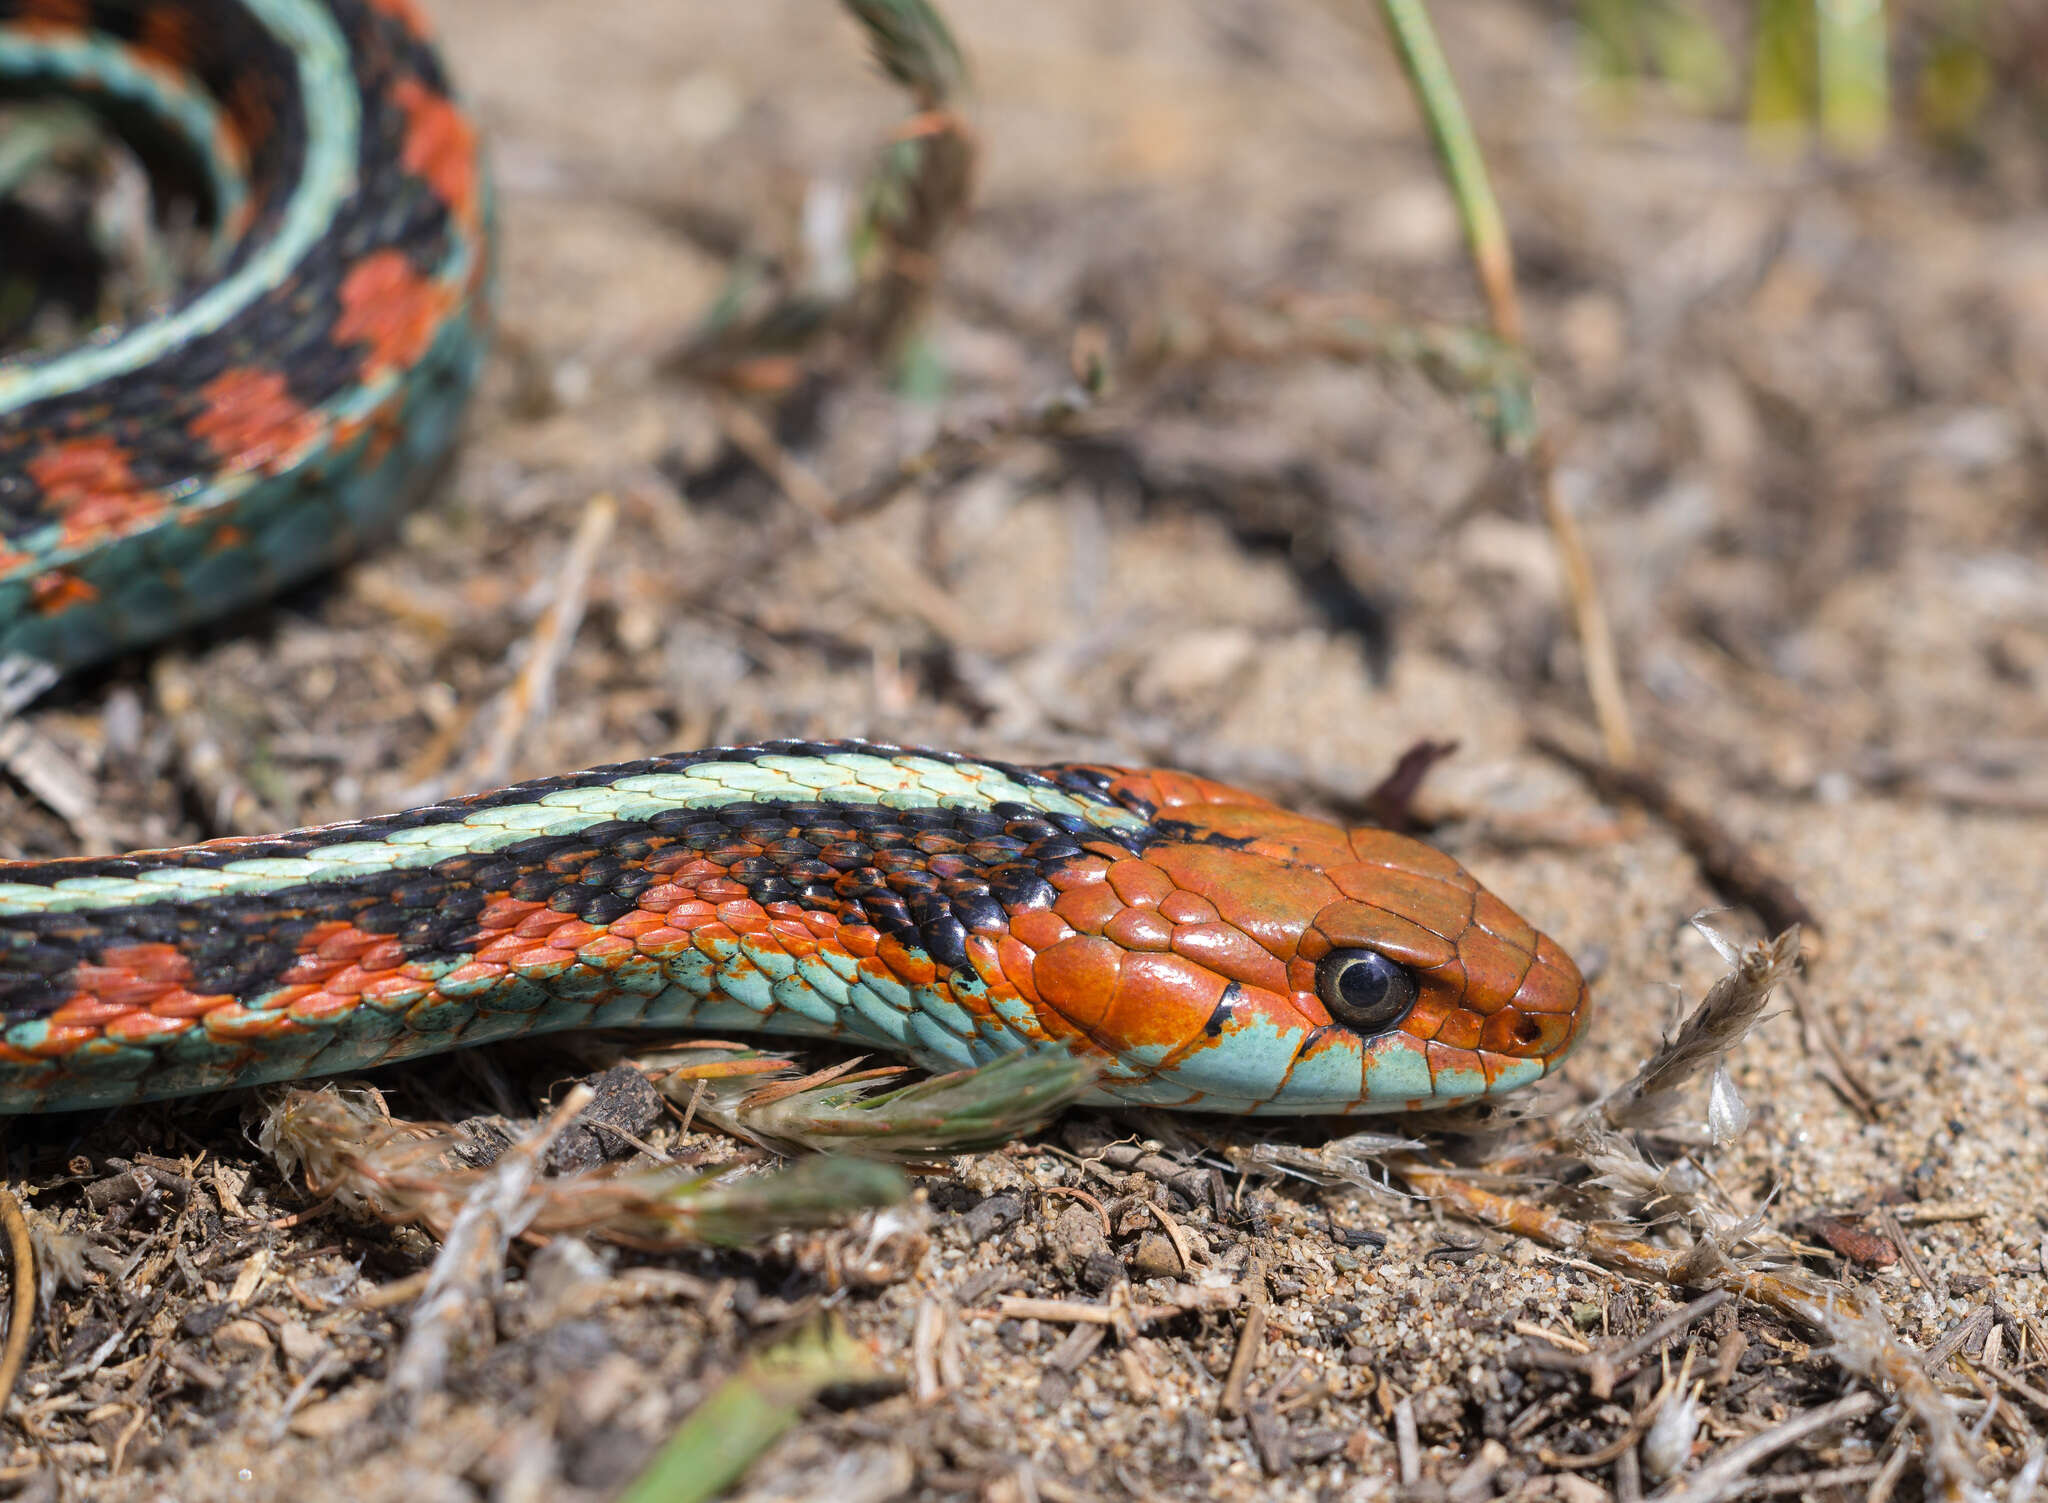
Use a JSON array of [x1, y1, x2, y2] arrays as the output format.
[[1532, 731, 1824, 943], [0, 1190, 34, 1420]]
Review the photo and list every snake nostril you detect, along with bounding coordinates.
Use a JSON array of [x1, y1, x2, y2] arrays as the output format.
[[1512, 1016, 1544, 1049]]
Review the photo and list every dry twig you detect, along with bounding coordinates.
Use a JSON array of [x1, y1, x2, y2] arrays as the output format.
[[1651, 1389, 1880, 1502], [386, 1084, 594, 1414], [709, 395, 984, 647], [1532, 730, 1824, 945], [0, 1191, 34, 1420], [462, 491, 618, 790]]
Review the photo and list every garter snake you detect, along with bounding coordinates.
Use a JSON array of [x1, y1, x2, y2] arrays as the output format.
[[0, 1, 1590, 1116]]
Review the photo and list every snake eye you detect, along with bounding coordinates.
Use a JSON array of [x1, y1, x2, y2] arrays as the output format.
[[1315, 948, 1419, 1033]]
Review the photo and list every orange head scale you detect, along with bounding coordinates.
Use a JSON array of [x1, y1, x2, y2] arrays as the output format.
[[1013, 763, 1593, 1113]]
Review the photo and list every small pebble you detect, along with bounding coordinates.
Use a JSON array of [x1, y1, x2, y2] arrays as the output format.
[[212, 1318, 273, 1361]]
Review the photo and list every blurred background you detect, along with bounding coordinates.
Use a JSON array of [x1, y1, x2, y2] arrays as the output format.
[[10, 0, 2046, 843], [322, 0, 2047, 838]]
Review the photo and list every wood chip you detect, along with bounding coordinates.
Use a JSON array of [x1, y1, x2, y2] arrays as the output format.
[[1513, 1320, 1593, 1354], [287, 1386, 379, 1440], [1220, 1299, 1268, 1417]]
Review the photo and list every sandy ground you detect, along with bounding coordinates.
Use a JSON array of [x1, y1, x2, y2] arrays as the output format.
[[4, 2, 2047, 1499]]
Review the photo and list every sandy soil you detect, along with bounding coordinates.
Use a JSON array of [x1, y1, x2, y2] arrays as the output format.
[[4, 2, 2047, 1500]]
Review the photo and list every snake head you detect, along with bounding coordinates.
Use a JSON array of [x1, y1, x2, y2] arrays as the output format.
[[1021, 764, 1592, 1113]]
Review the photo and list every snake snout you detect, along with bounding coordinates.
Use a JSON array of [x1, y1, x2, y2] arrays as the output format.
[[1307, 825, 1594, 1083]]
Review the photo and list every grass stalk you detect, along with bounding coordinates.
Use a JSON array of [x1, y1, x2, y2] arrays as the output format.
[[1376, 0, 1639, 766], [617, 1317, 876, 1503], [1816, 0, 1890, 153], [1375, 0, 1521, 345]]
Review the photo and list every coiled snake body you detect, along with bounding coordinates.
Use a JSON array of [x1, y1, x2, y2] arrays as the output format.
[[0, 2, 1590, 1116]]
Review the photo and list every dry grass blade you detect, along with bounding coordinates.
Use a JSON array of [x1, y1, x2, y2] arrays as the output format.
[[1599, 926, 1801, 1131]]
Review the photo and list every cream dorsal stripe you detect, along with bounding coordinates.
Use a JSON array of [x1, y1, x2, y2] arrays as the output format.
[[0, 743, 1147, 915]]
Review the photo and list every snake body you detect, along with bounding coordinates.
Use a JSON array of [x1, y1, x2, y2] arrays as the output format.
[[0, 4, 1591, 1117], [0, 0, 485, 671]]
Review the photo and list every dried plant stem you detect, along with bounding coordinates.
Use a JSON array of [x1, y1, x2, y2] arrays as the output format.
[[1530, 438, 1637, 767], [261, 1082, 911, 1251], [1533, 731, 1824, 945], [1377, 0, 1637, 767], [1391, 1166, 1980, 1497], [1220, 1299, 1269, 1417], [1655, 1389, 1881, 1502], [387, 1084, 594, 1416], [0, 1191, 34, 1420], [464, 491, 617, 790]]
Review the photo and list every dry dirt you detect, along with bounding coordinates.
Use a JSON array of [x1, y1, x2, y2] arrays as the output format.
[[4, 2, 2047, 1500]]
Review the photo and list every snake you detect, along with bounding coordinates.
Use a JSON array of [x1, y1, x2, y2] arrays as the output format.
[[0, 1, 1592, 1118]]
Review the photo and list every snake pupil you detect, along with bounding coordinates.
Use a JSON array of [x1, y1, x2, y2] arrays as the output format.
[[1315, 949, 1419, 1033]]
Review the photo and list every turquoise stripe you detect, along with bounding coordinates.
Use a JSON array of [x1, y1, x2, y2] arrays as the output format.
[[0, 0, 359, 410], [0, 31, 247, 266]]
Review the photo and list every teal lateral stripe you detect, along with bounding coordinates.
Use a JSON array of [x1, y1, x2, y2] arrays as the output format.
[[0, 32, 248, 268], [0, 753, 1147, 915], [0, 0, 358, 410]]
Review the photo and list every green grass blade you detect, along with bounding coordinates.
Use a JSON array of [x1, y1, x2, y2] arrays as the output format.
[[716, 1050, 1099, 1159], [618, 1318, 876, 1503], [841, 0, 966, 108], [1816, 0, 1888, 154], [681, 1155, 909, 1247], [1643, 2, 1736, 111], [1749, 0, 1816, 149], [1377, 0, 1520, 342]]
